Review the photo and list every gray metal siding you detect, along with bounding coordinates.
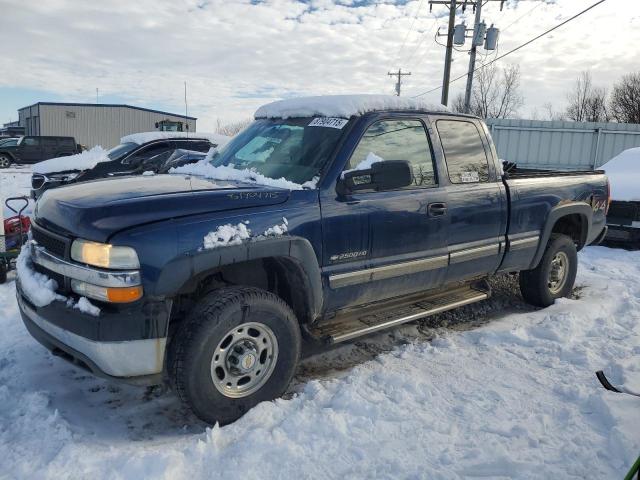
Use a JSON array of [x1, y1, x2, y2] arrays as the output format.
[[38, 105, 197, 148], [486, 119, 640, 170]]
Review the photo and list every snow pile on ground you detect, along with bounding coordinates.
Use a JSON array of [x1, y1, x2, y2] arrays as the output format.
[[120, 132, 231, 147], [170, 160, 305, 190], [203, 222, 251, 249], [32, 146, 110, 175], [341, 151, 384, 179], [602, 147, 640, 201], [0, 246, 638, 478], [255, 94, 448, 119]]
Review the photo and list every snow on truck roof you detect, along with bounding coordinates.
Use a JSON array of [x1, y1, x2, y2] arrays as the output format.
[[120, 131, 231, 146], [254, 94, 449, 120]]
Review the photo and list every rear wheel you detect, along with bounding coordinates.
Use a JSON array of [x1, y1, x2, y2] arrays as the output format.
[[169, 286, 301, 425], [519, 233, 577, 307], [0, 154, 11, 168]]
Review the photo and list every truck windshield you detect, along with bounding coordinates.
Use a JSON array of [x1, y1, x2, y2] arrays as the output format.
[[209, 118, 348, 185], [107, 142, 138, 160]]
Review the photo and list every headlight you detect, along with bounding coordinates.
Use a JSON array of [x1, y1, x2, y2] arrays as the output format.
[[71, 239, 140, 269], [49, 172, 81, 182]]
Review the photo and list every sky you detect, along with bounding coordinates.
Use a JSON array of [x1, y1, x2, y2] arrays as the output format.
[[1, 0, 638, 132]]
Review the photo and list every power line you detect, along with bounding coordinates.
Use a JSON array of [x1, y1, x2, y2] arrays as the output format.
[[393, 0, 426, 67], [404, 13, 440, 66], [412, 0, 607, 98], [502, 1, 544, 31]]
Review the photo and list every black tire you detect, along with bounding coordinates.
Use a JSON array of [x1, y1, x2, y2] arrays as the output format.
[[169, 286, 301, 425], [519, 233, 578, 307], [0, 261, 6, 284], [0, 154, 11, 169]]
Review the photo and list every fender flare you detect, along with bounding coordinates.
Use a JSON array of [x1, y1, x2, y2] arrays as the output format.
[[529, 202, 592, 269], [153, 235, 323, 320]]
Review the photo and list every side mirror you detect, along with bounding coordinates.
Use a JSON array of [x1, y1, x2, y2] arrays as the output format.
[[337, 160, 412, 195]]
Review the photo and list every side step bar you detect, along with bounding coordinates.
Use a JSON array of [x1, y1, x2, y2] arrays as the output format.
[[310, 282, 490, 344]]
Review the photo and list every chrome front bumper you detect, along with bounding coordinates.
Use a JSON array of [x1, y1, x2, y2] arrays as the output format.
[[17, 292, 166, 378]]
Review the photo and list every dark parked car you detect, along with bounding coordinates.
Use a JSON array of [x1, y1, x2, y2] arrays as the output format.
[[0, 136, 79, 168], [17, 95, 609, 425], [602, 147, 640, 247], [30, 133, 230, 199]]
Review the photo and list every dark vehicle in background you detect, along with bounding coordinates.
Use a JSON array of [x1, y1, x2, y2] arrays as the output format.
[[601, 147, 640, 247], [0, 136, 79, 168], [16, 96, 609, 426], [31, 134, 229, 199]]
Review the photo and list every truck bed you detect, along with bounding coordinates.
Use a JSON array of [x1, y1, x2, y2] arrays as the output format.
[[503, 163, 605, 179]]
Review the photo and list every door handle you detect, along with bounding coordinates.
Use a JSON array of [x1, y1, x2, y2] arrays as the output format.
[[428, 202, 447, 217]]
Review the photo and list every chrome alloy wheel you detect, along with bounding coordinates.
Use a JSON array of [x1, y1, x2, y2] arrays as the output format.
[[0, 155, 10, 168], [210, 321, 279, 398], [548, 251, 569, 294]]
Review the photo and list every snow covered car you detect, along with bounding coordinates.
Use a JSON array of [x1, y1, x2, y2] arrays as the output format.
[[602, 147, 640, 246], [30, 132, 230, 199], [15, 95, 609, 425]]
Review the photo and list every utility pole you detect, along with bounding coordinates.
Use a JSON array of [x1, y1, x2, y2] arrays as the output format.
[[388, 69, 412, 96], [463, 0, 483, 113], [441, 0, 457, 106]]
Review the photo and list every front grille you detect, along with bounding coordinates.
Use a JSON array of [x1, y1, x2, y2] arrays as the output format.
[[31, 224, 68, 258], [31, 175, 45, 190]]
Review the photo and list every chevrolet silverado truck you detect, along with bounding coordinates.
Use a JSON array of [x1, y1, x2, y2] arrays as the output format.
[[16, 95, 609, 425]]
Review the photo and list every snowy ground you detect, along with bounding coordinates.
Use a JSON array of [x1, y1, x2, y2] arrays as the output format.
[[1, 167, 639, 479]]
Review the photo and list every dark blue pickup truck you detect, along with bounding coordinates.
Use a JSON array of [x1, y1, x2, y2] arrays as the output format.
[[16, 95, 609, 424]]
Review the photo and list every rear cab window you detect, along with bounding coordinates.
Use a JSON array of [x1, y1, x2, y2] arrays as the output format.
[[435, 120, 490, 184]]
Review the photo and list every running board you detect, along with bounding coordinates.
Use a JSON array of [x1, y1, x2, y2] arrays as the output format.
[[310, 283, 491, 344]]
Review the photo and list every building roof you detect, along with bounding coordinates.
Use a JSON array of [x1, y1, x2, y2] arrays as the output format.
[[18, 102, 197, 120]]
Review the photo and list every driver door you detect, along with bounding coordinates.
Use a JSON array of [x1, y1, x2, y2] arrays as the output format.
[[320, 116, 449, 312]]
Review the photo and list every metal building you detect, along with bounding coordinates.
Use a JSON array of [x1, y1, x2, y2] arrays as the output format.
[[17, 102, 197, 149], [486, 118, 640, 170]]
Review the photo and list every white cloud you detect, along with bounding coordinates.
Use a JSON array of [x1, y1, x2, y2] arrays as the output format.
[[2, 0, 637, 130]]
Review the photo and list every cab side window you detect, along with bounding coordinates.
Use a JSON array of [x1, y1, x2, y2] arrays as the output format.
[[436, 120, 490, 184], [347, 119, 436, 188], [125, 142, 171, 165]]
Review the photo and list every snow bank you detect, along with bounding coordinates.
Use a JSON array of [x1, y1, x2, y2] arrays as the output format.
[[602, 147, 640, 201], [1, 245, 639, 478], [120, 131, 231, 147], [341, 151, 384, 179], [203, 222, 251, 249], [255, 94, 448, 119], [170, 160, 305, 190], [32, 146, 109, 174]]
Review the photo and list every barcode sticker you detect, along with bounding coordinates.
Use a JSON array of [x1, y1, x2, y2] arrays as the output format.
[[308, 117, 349, 129]]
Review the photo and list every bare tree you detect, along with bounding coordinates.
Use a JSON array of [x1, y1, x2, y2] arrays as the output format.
[[541, 102, 566, 121], [610, 72, 640, 124], [216, 118, 252, 136], [565, 71, 608, 122], [450, 92, 467, 114], [471, 64, 524, 119]]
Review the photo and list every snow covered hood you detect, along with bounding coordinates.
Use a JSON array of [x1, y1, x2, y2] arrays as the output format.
[[254, 94, 448, 119], [120, 131, 231, 146], [601, 147, 640, 201], [32, 146, 109, 175]]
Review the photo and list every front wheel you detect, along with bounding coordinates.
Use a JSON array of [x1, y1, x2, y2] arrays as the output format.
[[169, 287, 301, 425], [519, 234, 578, 307], [0, 154, 11, 168]]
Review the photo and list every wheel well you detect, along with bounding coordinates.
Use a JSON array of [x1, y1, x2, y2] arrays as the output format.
[[551, 214, 587, 250], [171, 257, 314, 327]]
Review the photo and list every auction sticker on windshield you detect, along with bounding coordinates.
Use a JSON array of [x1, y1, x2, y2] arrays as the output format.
[[308, 117, 349, 129]]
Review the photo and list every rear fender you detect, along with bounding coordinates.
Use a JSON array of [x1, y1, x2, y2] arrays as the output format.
[[529, 202, 592, 269]]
